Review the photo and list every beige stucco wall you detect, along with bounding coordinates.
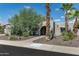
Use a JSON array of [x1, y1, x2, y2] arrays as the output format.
[[40, 19, 74, 36], [4, 24, 11, 35], [55, 22, 65, 36], [42, 20, 53, 31], [41, 20, 65, 36]]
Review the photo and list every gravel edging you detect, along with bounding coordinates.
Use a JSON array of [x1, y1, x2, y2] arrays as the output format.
[[33, 36, 79, 47]]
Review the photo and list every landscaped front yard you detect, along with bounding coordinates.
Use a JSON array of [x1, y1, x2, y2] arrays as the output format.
[[33, 36, 79, 47]]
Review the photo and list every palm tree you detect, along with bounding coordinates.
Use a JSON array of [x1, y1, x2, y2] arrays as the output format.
[[60, 3, 74, 32], [45, 3, 50, 40], [73, 10, 79, 36]]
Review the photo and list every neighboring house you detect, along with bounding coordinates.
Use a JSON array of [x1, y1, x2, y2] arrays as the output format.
[[4, 24, 11, 35]]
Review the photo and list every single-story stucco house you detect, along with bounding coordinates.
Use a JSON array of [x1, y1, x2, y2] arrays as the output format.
[[39, 19, 75, 36]]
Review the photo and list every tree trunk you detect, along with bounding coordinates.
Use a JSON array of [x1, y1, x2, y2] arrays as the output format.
[[73, 16, 78, 36], [46, 3, 50, 40], [65, 11, 68, 32], [65, 16, 68, 32]]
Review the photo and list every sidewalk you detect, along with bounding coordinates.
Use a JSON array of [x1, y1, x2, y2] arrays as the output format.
[[0, 34, 5, 36], [0, 36, 79, 55]]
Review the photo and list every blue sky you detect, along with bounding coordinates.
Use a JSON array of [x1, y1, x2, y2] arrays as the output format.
[[0, 3, 79, 24]]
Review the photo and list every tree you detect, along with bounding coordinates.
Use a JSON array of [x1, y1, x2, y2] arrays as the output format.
[[9, 7, 45, 36], [60, 3, 74, 32], [77, 20, 79, 29], [73, 10, 79, 36], [45, 3, 51, 40]]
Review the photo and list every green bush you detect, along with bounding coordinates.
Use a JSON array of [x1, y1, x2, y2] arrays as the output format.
[[62, 32, 75, 41], [9, 36, 17, 40], [0, 25, 4, 34], [22, 32, 29, 37], [48, 30, 54, 40]]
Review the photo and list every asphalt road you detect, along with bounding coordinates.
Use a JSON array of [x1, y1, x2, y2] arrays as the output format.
[[0, 44, 77, 56]]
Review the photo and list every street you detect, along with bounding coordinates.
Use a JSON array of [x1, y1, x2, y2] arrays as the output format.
[[0, 44, 77, 56]]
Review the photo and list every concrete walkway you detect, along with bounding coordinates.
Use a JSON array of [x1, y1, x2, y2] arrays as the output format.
[[0, 34, 5, 36], [0, 36, 79, 55]]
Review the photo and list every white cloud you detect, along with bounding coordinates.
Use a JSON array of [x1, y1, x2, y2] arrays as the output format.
[[61, 16, 64, 19], [24, 6, 31, 9], [54, 19, 61, 22], [55, 8, 60, 11]]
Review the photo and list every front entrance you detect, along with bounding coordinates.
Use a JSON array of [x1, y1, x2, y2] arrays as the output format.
[[60, 27, 65, 32], [40, 26, 46, 35]]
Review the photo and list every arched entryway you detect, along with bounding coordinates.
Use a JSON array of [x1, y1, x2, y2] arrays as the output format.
[[40, 26, 46, 35]]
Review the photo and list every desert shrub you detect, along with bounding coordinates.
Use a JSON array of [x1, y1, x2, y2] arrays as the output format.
[[11, 27, 23, 36], [62, 32, 75, 41], [9, 8, 45, 37], [22, 32, 29, 37], [9, 36, 17, 40], [48, 30, 54, 40], [0, 25, 4, 34]]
